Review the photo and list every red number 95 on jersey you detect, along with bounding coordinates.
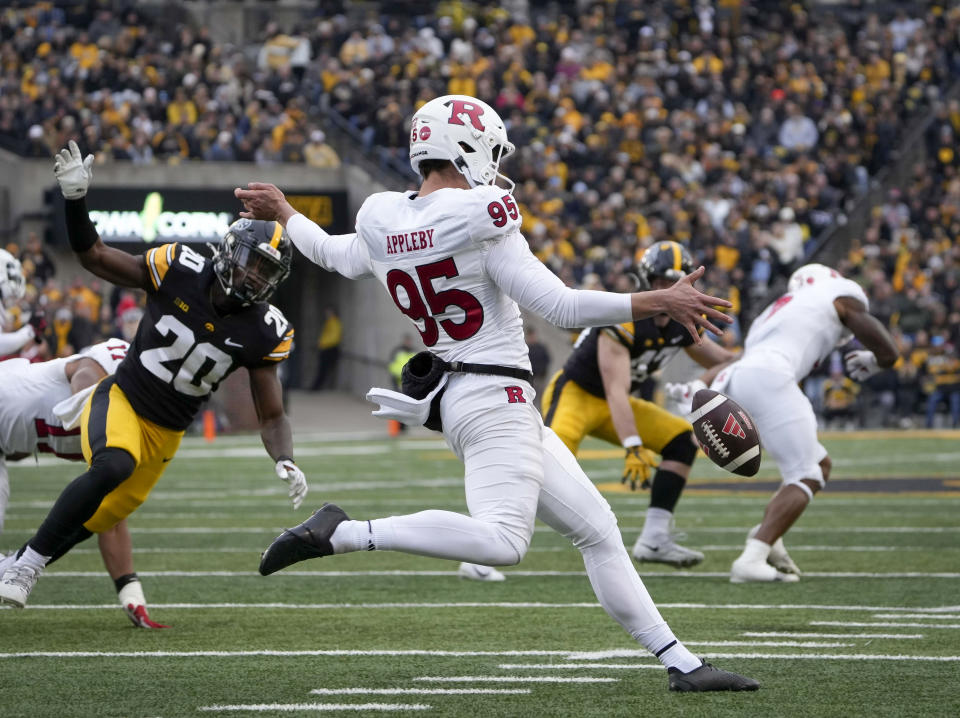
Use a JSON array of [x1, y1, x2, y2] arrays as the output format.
[[689, 389, 761, 477]]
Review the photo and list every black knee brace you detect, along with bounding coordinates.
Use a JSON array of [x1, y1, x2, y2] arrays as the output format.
[[660, 431, 698, 466]]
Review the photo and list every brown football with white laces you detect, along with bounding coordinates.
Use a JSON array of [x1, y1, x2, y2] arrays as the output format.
[[689, 389, 762, 477]]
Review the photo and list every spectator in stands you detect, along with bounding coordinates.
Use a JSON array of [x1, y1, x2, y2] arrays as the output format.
[[304, 130, 341, 169], [924, 333, 960, 428], [822, 367, 860, 430]]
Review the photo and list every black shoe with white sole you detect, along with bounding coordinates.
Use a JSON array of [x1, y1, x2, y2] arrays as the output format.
[[668, 661, 760, 692], [259, 503, 350, 576]]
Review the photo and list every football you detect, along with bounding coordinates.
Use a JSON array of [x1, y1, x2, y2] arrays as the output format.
[[689, 389, 762, 477]]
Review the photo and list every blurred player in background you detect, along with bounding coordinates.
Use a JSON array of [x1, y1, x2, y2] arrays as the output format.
[[238, 95, 758, 692], [0, 141, 307, 611], [542, 241, 737, 569], [674, 263, 898, 583], [0, 337, 168, 627], [0, 248, 47, 357]]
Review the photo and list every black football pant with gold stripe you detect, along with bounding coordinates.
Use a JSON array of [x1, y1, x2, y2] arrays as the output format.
[[27, 377, 183, 560]]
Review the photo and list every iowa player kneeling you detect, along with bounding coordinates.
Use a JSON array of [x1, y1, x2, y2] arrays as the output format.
[[0, 141, 309, 611]]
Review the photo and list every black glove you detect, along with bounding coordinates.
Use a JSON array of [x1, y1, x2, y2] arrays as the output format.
[[27, 310, 47, 341]]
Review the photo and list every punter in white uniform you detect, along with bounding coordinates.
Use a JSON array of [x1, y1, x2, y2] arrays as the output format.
[[0, 338, 168, 627], [236, 95, 758, 692], [699, 264, 897, 583]]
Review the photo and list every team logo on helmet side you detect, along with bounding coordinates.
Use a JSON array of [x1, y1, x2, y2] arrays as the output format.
[[419, 127, 431, 141], [444, 99, 486, 131]]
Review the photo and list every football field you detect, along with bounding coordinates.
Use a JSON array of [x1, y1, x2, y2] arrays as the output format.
[[2, 431, 959, 718]]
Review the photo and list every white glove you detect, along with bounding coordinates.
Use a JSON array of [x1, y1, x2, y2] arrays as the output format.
[[53, 140, 94, 199], [275, 457, 308, 509], [844, 350, 880, 381], [664, 378, 707, 416]]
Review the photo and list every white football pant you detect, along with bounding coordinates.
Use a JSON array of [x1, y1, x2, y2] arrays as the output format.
[[366, 374, 679, 652]]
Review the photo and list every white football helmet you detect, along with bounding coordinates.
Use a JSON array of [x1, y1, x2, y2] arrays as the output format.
[[788, 263, 841, 293], [409, 95, 516, 190], [0, 248, 25, 309]]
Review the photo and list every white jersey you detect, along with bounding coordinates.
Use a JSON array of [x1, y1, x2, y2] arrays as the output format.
[[743, 276, 869, 381], [286, 185, 632, 371], [0, 338, 129, 458]]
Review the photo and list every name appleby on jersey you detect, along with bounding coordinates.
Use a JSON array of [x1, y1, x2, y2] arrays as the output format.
[[385, 228, 436, 255]]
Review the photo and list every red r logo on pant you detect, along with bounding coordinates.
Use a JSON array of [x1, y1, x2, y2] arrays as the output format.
[[504, 386, 526, 403]]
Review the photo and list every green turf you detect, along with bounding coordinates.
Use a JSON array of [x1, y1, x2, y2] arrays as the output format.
[[1, 433, 958, 718]]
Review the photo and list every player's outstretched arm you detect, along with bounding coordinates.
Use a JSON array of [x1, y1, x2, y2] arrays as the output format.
[[65, 357, 107, 393], [835, 296, 899, 379], [234, 182, 371, 279], [54, 141, 150, 290], [248, 364, 308, 509]]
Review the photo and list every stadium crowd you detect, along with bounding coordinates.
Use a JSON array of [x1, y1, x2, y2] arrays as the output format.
[[1, 0, 960, 426]]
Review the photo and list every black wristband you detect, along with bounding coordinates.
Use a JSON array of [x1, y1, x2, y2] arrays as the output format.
[[64, 197, 99, 253], [113, 572, 139, 593], [276, 455, 293, 464]]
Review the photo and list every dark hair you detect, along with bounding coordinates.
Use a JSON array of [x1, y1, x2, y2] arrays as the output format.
[[419, 158, 454, 179]]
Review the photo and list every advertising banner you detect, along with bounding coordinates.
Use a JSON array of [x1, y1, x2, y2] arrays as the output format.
[[49, 187, 349, 245]]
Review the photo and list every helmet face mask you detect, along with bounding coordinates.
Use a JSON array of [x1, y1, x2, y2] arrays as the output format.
[[213, 220, 292, 305], [409, 95, 516, 190], [0, 248, 25, 309], [636, 241, 693, 290]]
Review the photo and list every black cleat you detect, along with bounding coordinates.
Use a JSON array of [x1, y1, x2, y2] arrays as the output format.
[[259, 503, 350, 576], [668, 661, 760, 692]]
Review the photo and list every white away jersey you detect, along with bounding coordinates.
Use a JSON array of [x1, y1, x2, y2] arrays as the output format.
[[743, 276, 869, 380], [356, 185, 531, 369], [0, 338, 129, 457]]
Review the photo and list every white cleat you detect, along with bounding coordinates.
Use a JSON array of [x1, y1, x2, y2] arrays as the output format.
[[730, 556, 800, 583], [0, 564, 43, 608], [0, 552, 15, 576], [748, 525, 802, 575], [632, 537, 704, 568], [457, 563, 505, 582]]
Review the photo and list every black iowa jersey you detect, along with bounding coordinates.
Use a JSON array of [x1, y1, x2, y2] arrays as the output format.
[[114, 243, 294, 430], [562, 318, 695, 398]]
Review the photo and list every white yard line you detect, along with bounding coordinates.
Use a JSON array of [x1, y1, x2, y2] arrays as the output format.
[[3, 649, 956, 663], [0, 650, 574, 659], [50, 545, 949, 555], [310, 689, 531, 695], [199, 703, 431, 712], [8, 602, 959, 612], [811, 621, 960, 629], [742, 632, 924, 639], [872, 614, 960, 620], [499, 663, 662, 671], [36, 569, 960, 579], [413, 677, 618, 684]]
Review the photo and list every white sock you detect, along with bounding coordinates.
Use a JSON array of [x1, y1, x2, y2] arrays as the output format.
[[640, 507, 672, 543], [657, 641, 702, 673], [0, 552, 15, 575], [19, 545, 50, 571], [739, 537, 771, 563], [330, 520, 373, 554]]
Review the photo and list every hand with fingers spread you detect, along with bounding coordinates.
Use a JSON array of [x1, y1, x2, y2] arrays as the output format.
[[53, 140, 94, 199], [622, 444, 658, 491], [643, 266, 733, 343], [234, 183, 297, 225], [276, 457, 308, 510]]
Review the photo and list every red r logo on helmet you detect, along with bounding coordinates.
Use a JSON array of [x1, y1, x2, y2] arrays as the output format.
[[445, 99, 485, 131]]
